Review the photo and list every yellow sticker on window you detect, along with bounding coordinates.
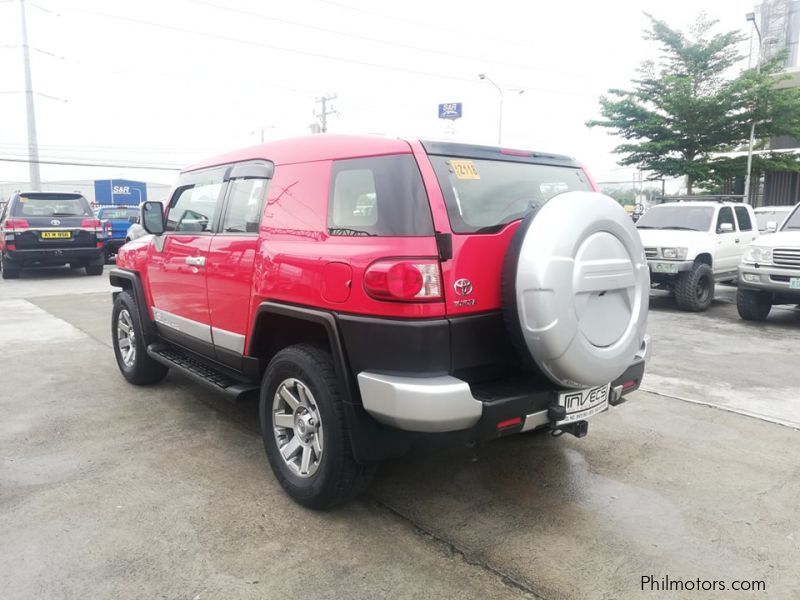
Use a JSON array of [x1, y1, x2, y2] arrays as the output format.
[[451, 159, 480, 180]]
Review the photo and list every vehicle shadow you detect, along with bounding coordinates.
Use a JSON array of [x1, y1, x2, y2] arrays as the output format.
[[13, 266, 87, 280]]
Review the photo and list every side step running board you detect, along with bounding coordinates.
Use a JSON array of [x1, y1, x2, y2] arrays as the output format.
[[147, 343, 259, 403]]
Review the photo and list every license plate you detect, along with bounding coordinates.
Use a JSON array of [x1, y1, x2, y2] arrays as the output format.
[[790, 278, 800, 290], [557, 384, 610, 425], [651, 262, 678, 274], [41, 231, 71, 239]]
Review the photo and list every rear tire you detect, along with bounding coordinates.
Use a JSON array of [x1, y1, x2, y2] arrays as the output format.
[[260, 344, 375, 509], [675, 263, 714, 312], [1, 257, 20, 279], [86, 260, 104, 276], [737, 288, 772, 321], [112, 291, 169, 385]]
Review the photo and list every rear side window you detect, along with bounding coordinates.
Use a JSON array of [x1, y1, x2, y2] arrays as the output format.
[[734, 206, 753, 231], [12, 193, 93, 217], [328, 154, 434, 236], [428, 156, 591, 233]]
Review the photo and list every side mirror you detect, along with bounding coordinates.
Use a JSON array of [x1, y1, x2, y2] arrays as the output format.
[[141, 201, 165, 235], [719, 222, 734, 233], [766, 220, 778, 233]]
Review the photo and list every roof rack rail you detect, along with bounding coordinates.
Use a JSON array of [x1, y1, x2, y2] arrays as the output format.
[[654, 195, 745, 204]]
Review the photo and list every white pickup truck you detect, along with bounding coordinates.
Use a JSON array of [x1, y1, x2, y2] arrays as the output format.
[[738, 203, 800, 320], [637, 201, 759, 311]]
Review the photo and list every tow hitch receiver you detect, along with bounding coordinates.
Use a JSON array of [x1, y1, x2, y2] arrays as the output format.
[[551, 420, 589, 438]]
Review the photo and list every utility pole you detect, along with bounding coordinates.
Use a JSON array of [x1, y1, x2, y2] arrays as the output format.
[[20, 0, 41, 190], [314, 94, 337, 133]]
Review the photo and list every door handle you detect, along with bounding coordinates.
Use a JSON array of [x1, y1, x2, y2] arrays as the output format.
[[735, 239, 740, 243], [185, 256, 206, 267]]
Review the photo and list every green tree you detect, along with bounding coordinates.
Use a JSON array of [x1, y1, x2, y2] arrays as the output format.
[[587, 13, 800, 194]]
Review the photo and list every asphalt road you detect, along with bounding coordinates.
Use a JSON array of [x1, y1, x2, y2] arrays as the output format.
[[1, 268, 798, 600]]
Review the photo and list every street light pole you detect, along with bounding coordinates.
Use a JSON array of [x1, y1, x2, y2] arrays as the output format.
[[19, 0, 41, 191], [479, 73, 504, 145], [743, 12, 763, 205]]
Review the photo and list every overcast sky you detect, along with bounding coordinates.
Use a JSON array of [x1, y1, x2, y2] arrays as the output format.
[[0, 0, 754, 190]]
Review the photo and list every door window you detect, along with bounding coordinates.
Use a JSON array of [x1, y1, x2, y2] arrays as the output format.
[[221, 178, 269, 233], [716, 207, 735, 233], [734, 206, 753, 232], [166, 168, 226, 232]]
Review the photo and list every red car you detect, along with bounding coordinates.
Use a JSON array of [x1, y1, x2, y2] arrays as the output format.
[[110, 135, 650, 508]]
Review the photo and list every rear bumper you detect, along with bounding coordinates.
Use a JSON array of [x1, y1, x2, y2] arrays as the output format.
[[358, 335, 650, 437], [738, 263, 800, 294], [5, 247, 103, 265]]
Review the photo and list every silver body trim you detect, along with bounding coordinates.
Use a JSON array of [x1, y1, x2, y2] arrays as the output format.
[[152, 307, 212, 344], [212, 327, 245, 354], [357, 372, 482, 433], [152, 307, 246, 354]]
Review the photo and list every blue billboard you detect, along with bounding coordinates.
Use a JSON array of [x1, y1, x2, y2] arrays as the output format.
[[438, 102, 463, 120], [94, 179, 147, 206]]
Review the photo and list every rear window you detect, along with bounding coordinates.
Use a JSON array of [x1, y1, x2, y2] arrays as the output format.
[[12, 194, 93, 217], [328, 154, 434, 236], [98, 207, 139, 220], [429, 156, 591, 233]]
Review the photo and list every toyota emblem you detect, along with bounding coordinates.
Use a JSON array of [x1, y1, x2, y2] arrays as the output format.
[[50, 219, 61, 226], [454, 278, 473, 296]]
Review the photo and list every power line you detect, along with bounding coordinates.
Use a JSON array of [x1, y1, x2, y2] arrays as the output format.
[[185, 0, 572, 76], [0, 157, 181, 170], [62, 5, 595, 98], [64, 6, 480, 85], [311, 0, 538, 51]]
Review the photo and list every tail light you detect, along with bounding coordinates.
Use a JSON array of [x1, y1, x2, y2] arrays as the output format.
[[104, 221, 113, 238], [364, 259, 442, 302], [4, 218, 29, 231], [81, 218, 102, 230]]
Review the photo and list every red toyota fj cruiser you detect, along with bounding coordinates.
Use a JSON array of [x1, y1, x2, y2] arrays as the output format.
[[110, 135, 650, 508]]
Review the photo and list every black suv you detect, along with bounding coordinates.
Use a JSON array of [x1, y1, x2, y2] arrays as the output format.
[[0, 192, 105, 279]]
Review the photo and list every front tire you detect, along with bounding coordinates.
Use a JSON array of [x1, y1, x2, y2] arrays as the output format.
[[112, 291, 169, 385], [260, 344, 375, 509], [675, 263, 714, 312], [737, 288, 772, 321]]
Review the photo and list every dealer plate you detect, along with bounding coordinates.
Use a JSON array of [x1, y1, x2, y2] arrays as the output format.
[[41, 231, 71, 239], [557, 384, 610, 425], [651, 262, 678, 274]]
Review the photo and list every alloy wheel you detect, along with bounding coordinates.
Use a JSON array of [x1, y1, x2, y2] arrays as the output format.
[[272, 378, 324, 478], [116, 309, 137, 367]]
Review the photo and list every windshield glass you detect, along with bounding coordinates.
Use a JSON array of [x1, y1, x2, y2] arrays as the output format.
[[636, 205, 713, 231], [755, 209, 791, 231], [429, 156, 591, 233], [98, 207, 139, 220], [12, 194, 93, 217], [781, 206, 800, 230]]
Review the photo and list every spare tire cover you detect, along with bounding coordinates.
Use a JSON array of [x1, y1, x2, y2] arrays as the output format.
[[504, 191, 649, 389]]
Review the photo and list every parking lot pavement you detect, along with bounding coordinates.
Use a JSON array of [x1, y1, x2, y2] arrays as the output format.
[[646, 284, 800, 428], [2, 275, 799, 599]]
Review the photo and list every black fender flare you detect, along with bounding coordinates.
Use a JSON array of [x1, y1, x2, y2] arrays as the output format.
[[108, 268, 158, 342], [250, 302, 410, 463]]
